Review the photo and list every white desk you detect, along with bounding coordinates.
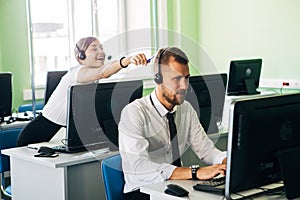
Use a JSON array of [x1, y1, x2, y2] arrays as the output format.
[[0, 120, 28, 131], [3, 146, 118, 200], [141, 180, 222, 200], [140, 180, 292, 200]]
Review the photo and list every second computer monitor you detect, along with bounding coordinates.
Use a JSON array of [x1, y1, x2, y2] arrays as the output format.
[[67, 80, 143, 151], [227, 58, 262, 96], [186, 73, 227, 134]]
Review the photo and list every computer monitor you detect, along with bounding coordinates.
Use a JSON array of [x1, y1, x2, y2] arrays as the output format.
[[44, 70, 67, 105], [227, 58, 262, 96], [185, 73, 227, 134], [225, 93, 300, 198], [0, 73, 12, 123], [67, 80, 143, 152]]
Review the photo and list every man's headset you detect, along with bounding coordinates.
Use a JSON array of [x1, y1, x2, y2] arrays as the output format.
[[154, 48, 169, 84], [76, 44, 86, 60]]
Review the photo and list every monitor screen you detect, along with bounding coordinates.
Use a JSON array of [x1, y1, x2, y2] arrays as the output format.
[[67, 80, 143, 151], [227, 59, 262, 96], [226, 93, 300, 198], [0, 73, 12, 122], [44, 70, 67, 105], [185, 73, 227, 134]]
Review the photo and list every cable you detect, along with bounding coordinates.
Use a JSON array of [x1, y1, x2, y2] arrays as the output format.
[[60, 138, 69, 145], [231, 192, 255, 200], [280, 82, 290, 95], [258, 187, 285, 196]]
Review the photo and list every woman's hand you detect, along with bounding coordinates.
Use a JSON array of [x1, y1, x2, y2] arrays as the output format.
[[127, 53, 148, 66], [197, 164, 226, 180]]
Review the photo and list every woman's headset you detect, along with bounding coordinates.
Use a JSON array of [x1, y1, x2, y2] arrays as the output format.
[[76, 44, 86, 60]]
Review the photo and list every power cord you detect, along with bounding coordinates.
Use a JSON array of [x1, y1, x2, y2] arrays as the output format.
[[280, 82, 290, 95], [231, 192, 255, 200], [60, 138, 69, 145], [258, 186, 285, 196]]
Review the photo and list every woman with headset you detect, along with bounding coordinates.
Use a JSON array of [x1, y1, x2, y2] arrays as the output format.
[[17, 36, 148, 146]]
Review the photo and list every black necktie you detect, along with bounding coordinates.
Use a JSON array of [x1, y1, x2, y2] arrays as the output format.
[[166, 112, 181, 167]]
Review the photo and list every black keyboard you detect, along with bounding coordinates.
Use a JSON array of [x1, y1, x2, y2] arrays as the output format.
[[51, 145, 67, 152], [193, 176, 225, 194], [51, 145, 88, 153]]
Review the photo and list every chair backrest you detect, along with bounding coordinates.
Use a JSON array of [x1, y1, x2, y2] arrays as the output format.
[[44, 70, 67, 105], [18, 102, 44, 112], [0, 128, 22, 173], [101, 154, 126, 200]]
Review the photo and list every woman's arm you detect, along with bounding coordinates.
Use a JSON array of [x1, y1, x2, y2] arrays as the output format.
[[77, 53, 147, 83]]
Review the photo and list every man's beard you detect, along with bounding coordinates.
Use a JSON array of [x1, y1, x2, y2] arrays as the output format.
[[161, 84, 186, 106]]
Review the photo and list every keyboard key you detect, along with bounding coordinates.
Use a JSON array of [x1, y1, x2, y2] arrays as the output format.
[[193, 176, 225, 194]]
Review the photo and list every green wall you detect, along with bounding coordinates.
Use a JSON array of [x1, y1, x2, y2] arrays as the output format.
[[197, 0, 300, 81], [166, 0, 208, 76], [1, 0, 299, 111], [0, 0, 31, 110], [0, 0, 203, 111]]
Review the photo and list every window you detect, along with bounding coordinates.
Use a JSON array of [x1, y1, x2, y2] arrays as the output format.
[[29, 0, 152, 87], [30, 0, 71, 86]]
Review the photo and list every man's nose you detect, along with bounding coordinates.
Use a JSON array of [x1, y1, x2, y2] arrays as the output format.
[[180, 78, 189, 90]]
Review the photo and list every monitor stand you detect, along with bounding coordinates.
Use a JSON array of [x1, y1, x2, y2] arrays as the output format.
[[244, 78, 260, 95]]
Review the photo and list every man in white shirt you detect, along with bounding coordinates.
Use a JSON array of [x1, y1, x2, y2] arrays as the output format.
[[119, 47, 227, 200]]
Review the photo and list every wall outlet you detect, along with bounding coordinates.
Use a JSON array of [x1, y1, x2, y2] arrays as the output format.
[[260, 79, 300, 89]]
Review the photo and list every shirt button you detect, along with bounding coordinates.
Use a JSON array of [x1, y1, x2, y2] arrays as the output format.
[[166, 151, 169, 154]]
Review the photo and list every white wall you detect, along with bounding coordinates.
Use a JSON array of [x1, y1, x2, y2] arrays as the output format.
[[198, 0, 300, 80]]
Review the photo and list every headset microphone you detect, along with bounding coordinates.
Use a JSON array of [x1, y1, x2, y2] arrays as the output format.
[[76, 44, 86, 60], [107, 55, 112, 60]]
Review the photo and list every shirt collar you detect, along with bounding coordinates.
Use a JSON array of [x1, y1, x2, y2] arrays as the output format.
[[150, 89, 177, 117]]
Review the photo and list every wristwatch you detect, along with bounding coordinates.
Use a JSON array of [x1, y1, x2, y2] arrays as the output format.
[[190, 165, 200, 180]]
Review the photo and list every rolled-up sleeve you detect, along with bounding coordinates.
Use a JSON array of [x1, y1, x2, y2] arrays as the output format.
[[187, 105, 226, 165]]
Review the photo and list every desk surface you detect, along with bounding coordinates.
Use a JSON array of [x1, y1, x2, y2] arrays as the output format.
[[141, 180, 221, 200], [4, 141, 115, 200], [3, 146, 117, 168], [140, 180, 293, 200], [0, 120, 28, 130]]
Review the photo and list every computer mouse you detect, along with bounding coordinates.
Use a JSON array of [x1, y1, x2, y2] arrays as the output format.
[[164, 184, 189, 197], [38, 146, 55, 154], [6, 117, 15, 124]]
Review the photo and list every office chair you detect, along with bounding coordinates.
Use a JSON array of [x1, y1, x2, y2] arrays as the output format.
[[18, 102, 44, 113], [44, 70, 67, 105], [101, 154, 126, 200], [0, 128, 22, 198]]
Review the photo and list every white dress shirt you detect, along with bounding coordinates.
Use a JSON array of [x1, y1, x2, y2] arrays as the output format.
[[42, 65, 97, 126], [118, 90, 226, 193]]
